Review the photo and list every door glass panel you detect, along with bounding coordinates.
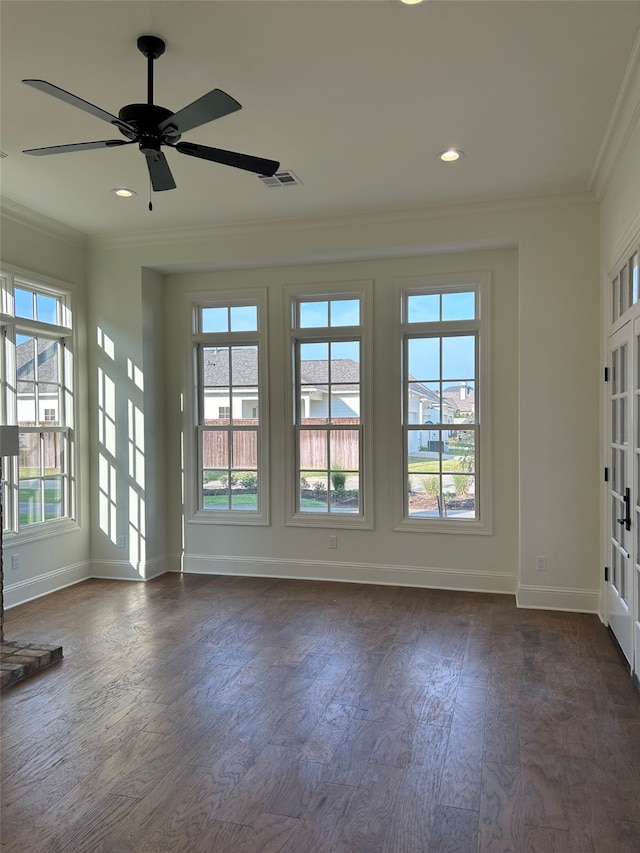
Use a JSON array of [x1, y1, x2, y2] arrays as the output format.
[[612, 276, 619, 322]]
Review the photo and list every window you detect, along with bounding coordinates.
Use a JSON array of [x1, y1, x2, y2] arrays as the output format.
[[611, 245, 640, 324], [1, 269, 75, 534], [286, 281, 372, 528], [395, 274, 491, 534], [192, 292, 268, 524]]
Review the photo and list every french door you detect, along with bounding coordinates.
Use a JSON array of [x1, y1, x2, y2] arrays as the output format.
[[607, 320, 639, 670]]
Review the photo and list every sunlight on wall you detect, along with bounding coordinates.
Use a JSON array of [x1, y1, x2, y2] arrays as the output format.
[[96, 326, 147, 574], [128, 484, 146, 568], [127, 400, 145, 490], [127, 357, 144, 391], [98, 451, 117, 543]]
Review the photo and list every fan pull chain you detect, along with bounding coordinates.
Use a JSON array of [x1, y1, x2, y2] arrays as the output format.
[[149, 178, 153, 212]]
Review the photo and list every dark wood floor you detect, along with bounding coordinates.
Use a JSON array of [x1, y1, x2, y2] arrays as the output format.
[[1, 574, 639, 852]]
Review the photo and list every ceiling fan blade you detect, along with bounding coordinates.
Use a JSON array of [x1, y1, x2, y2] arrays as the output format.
[[22, 79, 135, 133], [23, 140, 134, 156], [176, 141, 279, 177], [158, 89, 241, 136], [145, 150, 176, 191]]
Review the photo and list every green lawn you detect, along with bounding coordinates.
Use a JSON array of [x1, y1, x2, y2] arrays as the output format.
[[408, 455, 473, 473], [203, 494, 258, 508]]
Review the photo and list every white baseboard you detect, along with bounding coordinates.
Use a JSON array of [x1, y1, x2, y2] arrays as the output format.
[[516, 584, 600, 613], [90, 555, 168, 582], [180, 553, 518, 595], [4, 561, 90, 608]]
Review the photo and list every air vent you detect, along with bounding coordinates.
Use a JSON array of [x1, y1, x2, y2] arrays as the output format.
[[0, 151, 8, 159], [258, 170, 302, 188]]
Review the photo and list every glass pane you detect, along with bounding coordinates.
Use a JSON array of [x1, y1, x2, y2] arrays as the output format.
[[408, 473, 441, 517], [202, 430, 228, 469], [329, 385, 360, 421], [230, 305, 257, 332], [299, 473, 328, 512], [16, 335, 35, 381], [330, 429, 359, 469], [442, 336, 475, 381], [231, 489, 258, 510], [444, 482, 476, 519], [330, 299, 360, 327], [612, 276, 619, 322], [19, 432, 40, 475], [231, 346, 258, 388], [203, 489, 231, 511], [612, 349, 618, 395], [300, 385, 328, 423], [408, 382, 442, 425], [442, 291, 475, 321], [331, 340, 360, 363], [407, 294, 439, 323], [44, 475, 63, 519], [330, 471, 359, 513], [299, 301, 328, 328], [448, 431, 475, 473], [299, 429, 327, 470], [621, 397, 627, 445], [612, 447, 618, 491], [612, 400, 618, 443], [36, 294, 59, 324], [20, 479, 42, 525], [620, 266, 628, 316], [203, 346, 230, 389], [18, 395, 37, 426], [407, 337, 439, 381], [14, 288, 34, 319], [632, 253, 639, 305], [232, 430, 257, 468], [621, 343, 627, 392], [38, 339, 59, 382], [201, 307, 228, 333], [43, 432, 63, 474], [300, 342, 329, 373]]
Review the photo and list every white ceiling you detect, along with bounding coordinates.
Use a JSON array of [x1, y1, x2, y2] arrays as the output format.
[[1, 0, 640, 237]]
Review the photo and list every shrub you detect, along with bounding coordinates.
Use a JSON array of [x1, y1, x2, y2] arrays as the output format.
[[330, 470, 346, 493]]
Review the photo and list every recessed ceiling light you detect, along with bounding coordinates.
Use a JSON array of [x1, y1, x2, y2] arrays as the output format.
[[112, 188, 136, 198], [438, 149, 464, 162], [400, 0, 425, 5]]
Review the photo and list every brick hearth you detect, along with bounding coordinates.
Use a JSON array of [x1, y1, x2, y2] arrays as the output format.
[[0, 641, 63, 690]]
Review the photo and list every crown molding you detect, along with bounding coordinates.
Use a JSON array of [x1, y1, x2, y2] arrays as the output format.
[[88, 190, 596, 252], [590, 27, 640, 201], [0, 195, 88, 248]]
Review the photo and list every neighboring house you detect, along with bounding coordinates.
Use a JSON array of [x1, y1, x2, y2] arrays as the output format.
[[442, 382, 476, 420], [407, 379, 457, 453], [202, 349, 362, 422]]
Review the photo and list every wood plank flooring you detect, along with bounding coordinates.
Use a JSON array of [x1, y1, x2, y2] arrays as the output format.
[[1, 574, 639, 852]]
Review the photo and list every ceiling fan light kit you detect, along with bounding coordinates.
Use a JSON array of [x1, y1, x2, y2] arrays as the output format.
[[22, 35, 280, 196]]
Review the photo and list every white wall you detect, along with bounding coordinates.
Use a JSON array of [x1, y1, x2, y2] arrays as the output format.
[[1, 207, 91, 606], [85, 192, 599, 609]]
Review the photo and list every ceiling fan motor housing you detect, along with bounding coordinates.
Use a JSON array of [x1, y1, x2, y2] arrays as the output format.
[[117, 103, 180, 150]]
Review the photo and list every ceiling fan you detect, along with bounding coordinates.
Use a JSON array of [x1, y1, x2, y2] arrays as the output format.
[[21, 35, 280, 193]]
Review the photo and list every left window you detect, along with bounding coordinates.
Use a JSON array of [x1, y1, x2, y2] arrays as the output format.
[[191, 292, 269, 525], [1, 269, 75, 533]]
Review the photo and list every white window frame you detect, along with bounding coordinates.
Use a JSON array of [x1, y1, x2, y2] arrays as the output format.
[[284, 280, 373, 530], [0, 265, 77, 541], [392, 272, 492, 535], [188, 288, 269, 526]]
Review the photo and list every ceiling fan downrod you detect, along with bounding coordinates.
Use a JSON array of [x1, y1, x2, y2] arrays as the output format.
[[137, 35, 165, 106]]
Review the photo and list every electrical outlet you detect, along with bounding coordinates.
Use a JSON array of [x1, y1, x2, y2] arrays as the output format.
[[11, 554, 19, 570], [536, 556, 547, 572], [329, 535, 337, 549], [117, 535, 126, 549]]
